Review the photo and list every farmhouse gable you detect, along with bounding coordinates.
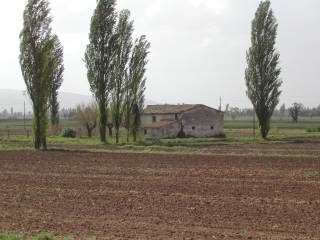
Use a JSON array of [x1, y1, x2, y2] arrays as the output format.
[[142, 104, 224, 139]]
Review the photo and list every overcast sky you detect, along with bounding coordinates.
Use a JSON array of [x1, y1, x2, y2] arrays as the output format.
[[0, 0, 319, 108]]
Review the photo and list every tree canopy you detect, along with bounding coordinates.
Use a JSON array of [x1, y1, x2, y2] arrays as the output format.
[[85, 0, 117, 143], [245, 0, 282, 139], [20, 0, 63, 149]]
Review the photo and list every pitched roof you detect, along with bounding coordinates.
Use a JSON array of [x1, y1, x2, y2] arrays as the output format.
[[144, 104, 222, 115], [144, 104, 197, 115]]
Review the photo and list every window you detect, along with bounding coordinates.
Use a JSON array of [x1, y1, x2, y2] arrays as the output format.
[[175, 114, 178, 120], [192, 126, 196, 130], [152, 116, 157, 123], [211, 126, 214, 130], [144, 129, 148, 135]]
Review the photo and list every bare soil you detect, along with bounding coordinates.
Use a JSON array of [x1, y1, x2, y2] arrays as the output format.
[[0, 151, 319, 239]]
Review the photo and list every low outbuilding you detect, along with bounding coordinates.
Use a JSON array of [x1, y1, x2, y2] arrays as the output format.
[[142, 104, 224, 139]]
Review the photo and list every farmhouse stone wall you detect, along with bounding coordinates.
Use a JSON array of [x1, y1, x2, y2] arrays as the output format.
[[181, 106, 224, 137], [142, 114, 176, 125], [145, 122, 180, 139], [142, 105, 224, 139]]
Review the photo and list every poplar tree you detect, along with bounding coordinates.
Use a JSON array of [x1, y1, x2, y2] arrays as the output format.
[[129, 36, 150, 142], [20, 0, 57, 150], [85, 0, 117, 143], [49, 35, 64, 128], [245, 0, 282, 139], [111, 9, 133, 144]]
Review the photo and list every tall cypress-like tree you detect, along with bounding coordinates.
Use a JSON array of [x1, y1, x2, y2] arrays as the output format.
[[85, 0, 117, 143], [129, 36, 150, 142], [20, 0, 57, 150], [245, 0, 282, 139], [49, 35, 64, 128], [123, 35, 150, 143], [111, 9, 133, 144]]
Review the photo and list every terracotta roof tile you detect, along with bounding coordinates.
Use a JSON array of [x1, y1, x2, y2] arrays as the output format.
[[144, 104, 197, 115], [144, 104, 222, 115]]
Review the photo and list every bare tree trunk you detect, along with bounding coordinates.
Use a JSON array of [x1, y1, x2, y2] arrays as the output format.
[[34, 112, 41, 150], [133, 131, 137, 142], [126, 118, 130, 143], [99, 102, 107, 143], [88, 128, 93, 138], [115, 128, 120, 144], [108, 125, 113, 137], [42, 135, 47, 151], [41, 110, 48, 151]]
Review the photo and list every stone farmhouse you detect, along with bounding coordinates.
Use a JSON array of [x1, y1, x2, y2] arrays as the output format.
[[142, 104, 224, 139]]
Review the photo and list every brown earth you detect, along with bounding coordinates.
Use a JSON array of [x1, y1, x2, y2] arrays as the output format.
[[202, 143, 320, 156], [0, 151, 319, 239]]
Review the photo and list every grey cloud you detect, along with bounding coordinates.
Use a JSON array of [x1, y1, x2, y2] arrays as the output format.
[[0, 0, 319, 109]]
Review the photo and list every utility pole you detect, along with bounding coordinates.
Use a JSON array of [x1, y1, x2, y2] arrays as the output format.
[[219, 97, 222, 111]]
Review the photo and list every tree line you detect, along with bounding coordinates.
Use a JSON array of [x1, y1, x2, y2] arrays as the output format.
[[19, 0, 312, 148], [85, 1, 150, 144], [224, 104, 320, 122], [19, 0, 150, 150]]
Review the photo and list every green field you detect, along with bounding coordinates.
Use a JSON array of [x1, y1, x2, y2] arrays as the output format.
[[2, 118, 320, 131], [224, 119, 320, 130], [0, 118, 320, 149], [0, 119, 79, 131]]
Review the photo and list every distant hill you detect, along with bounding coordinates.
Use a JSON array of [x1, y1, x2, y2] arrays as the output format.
[[0, 89, 157, 113], [0, 89, 93, 112]]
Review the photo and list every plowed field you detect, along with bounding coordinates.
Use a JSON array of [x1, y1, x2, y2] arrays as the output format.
[[0, 150, 319, 239]]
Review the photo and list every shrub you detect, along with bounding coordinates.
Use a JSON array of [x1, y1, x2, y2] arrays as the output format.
[[176, 129, 186, 138], [215, 133, 227, 138], [306, 128, 320, 133], [62, 128, 77, 138]]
